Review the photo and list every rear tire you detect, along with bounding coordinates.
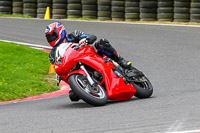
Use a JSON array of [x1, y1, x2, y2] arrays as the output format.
[[68, 74, 107, 106], [132, 76, 153, 98]]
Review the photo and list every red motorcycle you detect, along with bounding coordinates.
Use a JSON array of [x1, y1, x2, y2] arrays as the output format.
[[55, 35, 153, 106]]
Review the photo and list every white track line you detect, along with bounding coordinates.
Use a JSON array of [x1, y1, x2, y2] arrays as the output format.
[[0, 39, 51, 49], [166, 120, 184, 133], [66, 19, 200, 28], [42, 17, 200, 27], [169, 129, 200, 133]]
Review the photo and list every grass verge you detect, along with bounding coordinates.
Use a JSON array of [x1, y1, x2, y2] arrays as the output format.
[[67, 17, 200, 26], [0, 14, 33, 18], [0, 41, 59, 102], [1, 14, 200, 26], [67, 17, 97, 21]]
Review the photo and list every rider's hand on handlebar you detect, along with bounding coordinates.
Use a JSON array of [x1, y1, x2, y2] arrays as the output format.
[[77, 35, 97, 49], [85, 35, 97, 45]]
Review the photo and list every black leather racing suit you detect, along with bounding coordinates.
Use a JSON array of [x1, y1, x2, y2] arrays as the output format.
[[49, 30, 119, 65]]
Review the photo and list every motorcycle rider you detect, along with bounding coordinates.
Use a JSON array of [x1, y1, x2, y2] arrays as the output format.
[[45, 22, 133, 101], [45, 22, 132, 69]]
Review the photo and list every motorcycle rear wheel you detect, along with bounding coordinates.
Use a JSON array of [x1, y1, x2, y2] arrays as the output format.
[[131, 76, 153, 98], [68, 74, 107, 106]]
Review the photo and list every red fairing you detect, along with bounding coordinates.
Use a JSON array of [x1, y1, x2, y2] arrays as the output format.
[[64, 69, 87, 84], [54, 45, 136, 101]]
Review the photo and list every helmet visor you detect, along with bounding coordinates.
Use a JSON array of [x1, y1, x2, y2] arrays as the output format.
[[46, 28, 58, 43]]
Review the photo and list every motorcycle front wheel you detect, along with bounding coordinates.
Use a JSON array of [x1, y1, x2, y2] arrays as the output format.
[[68, 74, 107, 106]]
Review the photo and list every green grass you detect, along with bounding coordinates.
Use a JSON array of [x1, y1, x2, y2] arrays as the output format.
[[0, 14, 33, 18], [0, 41, 59, 102], [67, 17, 97, 21]]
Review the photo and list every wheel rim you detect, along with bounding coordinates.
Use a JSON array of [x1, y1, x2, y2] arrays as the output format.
[[75, 75, 106, 99], [135, 77, 151, 91]]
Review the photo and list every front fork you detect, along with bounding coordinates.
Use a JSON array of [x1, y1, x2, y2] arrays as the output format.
[[79, 62, 95, 85]]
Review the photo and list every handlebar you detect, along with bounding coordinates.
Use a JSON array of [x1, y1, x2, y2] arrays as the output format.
[[72, 39, 94, 50]]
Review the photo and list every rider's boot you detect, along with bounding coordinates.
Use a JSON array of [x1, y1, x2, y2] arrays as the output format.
[[117, 56, 132, 69], [69, 90, 80, 101], [117, 57, 144, 78]]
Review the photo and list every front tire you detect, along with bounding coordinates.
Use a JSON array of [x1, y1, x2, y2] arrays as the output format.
[[68, 74, 107, 106]]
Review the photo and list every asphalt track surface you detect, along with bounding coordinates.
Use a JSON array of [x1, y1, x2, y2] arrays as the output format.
[[0, 18, 200, 133]]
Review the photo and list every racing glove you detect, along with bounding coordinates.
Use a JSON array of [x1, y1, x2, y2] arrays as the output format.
[[85, 34, 97, 44], [67, 30, 88, 43]]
